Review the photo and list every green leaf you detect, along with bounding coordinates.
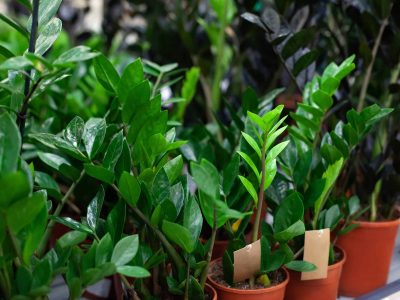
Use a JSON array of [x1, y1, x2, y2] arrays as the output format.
[[82, 118, 106, 160], [314, 158, 344, 215], [162, 221, 196, 253], [84, 164, 115, 184], [210, 0, 237, 24], [54, 46, 99, 66], [118, 58, 144, 102], [27, 0, 62, 30], [267, 141, 289, 162], [0, 172, 30, 208], [87, 186, 105, 231], [35, 17, 62, 55], [0, 112, 21, 173], [293, 150, 312, 187], [237, 151, 260, 181], [241, 132, 261, 158], [31, 258, 52, 288], [53, 217, 92, 235], [183, 197, 203, 243], [274, 220, 305, 242], [0, 56, 33, 70], [64, 116, 84, 148], [151, 168, 170, 206], [347, 196, 360, 216], [324, 204, 342, 230], [274, 192, 304, 233], [285, 260, 316, 272], [111, 235, 139, 266], [190, 159, 220, 199], [96, 234, 113, 266], [117, 266, 150, 278], [238, 175, 258, 204], [0, 45, 15, 58], [118, 172, 141, 207], [122, 80, 152, 123], [103, 131, 124, 171], [37, 152, 80, 181], [57, 231, 87, 248], [247, 111, 265, 131], [0, 13, 29, 38], [34, 171, 61, 199], [93, 54, 120, 93], [7, 191, 47, 234], [222, 153, 240, 195], [311, 90, 333, 112], [163, 155, 183, 183], [106, 200, 126, 244]]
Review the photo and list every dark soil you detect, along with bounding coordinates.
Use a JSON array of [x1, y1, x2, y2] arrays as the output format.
[[209, 260, 286, 290]]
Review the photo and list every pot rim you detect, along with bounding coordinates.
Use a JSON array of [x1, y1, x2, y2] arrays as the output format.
[[207, 258, 289, 295], [205, 283, 217, 299], [352, 218, 400, 228]]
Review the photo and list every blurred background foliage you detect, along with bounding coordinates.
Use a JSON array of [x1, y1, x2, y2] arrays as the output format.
[[1, 0, 400, 217]]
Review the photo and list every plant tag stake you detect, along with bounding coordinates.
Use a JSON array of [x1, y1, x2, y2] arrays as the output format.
[[301, 228, 330, 280], [233, 239, 261, 282]]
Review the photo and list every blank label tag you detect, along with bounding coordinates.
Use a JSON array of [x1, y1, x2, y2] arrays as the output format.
[[233, 240, 261, 282], [301, 228, 330, 280]]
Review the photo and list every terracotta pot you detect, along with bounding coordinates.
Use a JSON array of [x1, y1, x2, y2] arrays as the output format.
[[285, 246, 346, 300], [205, 283, 218, 300], [208, 258, 289, 300], [337, 219, 400, 297]]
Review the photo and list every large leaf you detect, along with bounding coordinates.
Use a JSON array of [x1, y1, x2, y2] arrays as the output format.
[[273, 192, 304, 233], [111, 235, 139, 266], [82, 118, 106, 160], [0, 172, 30, 208], [93, 54, 120, 93], [163, 155, 183, 183], [273, 220, 305, 242], [103, 131, 124, 171], [37, 152, 80, 180], [35, 17, 62, 55], [162, 221, 197, 253], [84, 164, 115, 185], [183, 197, 203, 243], [118, 171, 141, 207], [117, 266, 150, 278], [118, 58, 144, 102], [0, 112, 21, 173], [106, 200, 126, 244], [27, 0, 62, 30], [190, 159, 220, 199], [54, 46, 99, 65]]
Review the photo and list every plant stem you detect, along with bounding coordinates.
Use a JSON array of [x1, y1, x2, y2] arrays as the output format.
[[17, 0, 39, 143], [293, 246, 304, 259], [210, 0, 228, 112], [249, 140, 267, 288], [357, 5, 392, 112], [152, 72, 163, 98], [37, 170, 85, 257], [184, 258, 190, 300], [370, 179, 381, 222], [200, 207, 217, 288]]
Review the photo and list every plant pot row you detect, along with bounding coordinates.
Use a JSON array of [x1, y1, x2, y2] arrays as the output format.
[[206, 219, 399, 300]]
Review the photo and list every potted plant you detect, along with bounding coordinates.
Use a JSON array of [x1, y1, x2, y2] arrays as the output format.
[[274, 56, 393, 300], [205, 105, 316, 300]]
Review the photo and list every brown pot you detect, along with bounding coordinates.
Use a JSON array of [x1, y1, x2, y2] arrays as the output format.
[[207, 258, 289, 300], [284, 246, 346, 300], [205, 283, 218, 300], [337, 219, 400, 297]]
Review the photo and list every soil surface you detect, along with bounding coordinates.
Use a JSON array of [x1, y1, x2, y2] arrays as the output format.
[[209, 260, 286, 290]]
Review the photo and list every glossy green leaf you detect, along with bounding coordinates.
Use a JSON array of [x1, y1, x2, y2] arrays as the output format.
[[27, 0, 62, 30], [183, 197, 203, 243], [118, 171, 141, 207], [281, 28, 316, 59], [237, 151, 260, 181], [238, 175, 258, 204], [84, 164, 115, 184], [95, 233, 113, 266], [163, 155, 183, 183], [53, 217, 92, 235], [190, 159, 220, 199], [34, 171, 61, 199], [0, 13, 29, 38], [117, 266, 150, 278], [0, 56, 33, 70], [311, 90, 333, 112], [162, 220, 196, 253], [37, 152, 80, 181], [111, 235, 139, 266], [93, 54, 120, 93], [222, 153, 240, 195], [54, 46, 99, 65], [106, 200, 126, 244], [347, 196, 360, 216], [64, 116, 84, 148], [241, 132, 261, 158], [103, 131, 124, 171], [285, 260, 316, 272], [87, 186, 105, 231], [0, 112, 21, 173], [324, 204, 342, 230], [293, 50, 319, 76], [57, 231, 87, 248], [82, 118, 106, 160], [118, 58, 144, 102], [35, 17, 62, 55], [0, 171, 30, 208], [274, 220, 305, 242], [274, 192, 304, 233], [122, 80, 152, 124]]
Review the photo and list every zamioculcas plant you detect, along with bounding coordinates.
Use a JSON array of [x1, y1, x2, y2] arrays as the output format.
[[206, 104, 315, 299]]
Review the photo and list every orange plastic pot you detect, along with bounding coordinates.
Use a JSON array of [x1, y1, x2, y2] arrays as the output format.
[[337, 219, 400, 297], [205, 283, 218, 300], [285, 246, 346, 300], [208, 259, 289, 300]]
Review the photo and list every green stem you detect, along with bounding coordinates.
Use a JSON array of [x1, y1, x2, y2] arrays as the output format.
[[152, 72, 163, 98], [357, 6, 392, 112], [200, 207, 217, 288], [17, 0, 39, 144], [249, 139, 267, 288], [37, 170, 85, 257], [210, 0, 228, 112], [370, 179, 381, 222]]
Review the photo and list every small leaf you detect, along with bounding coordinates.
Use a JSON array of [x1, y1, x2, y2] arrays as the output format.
[[64, 116, 84, 148], [103, 131, 124, 171], [111, 235, 139, 266], [82, 118, 107, 160], [84, 164, 115, 184], [87, 186, 105, 231], [237, 151, 260, 181], [58, 231, 87, 248], [35, 17, 62, 55], [117, 266, 150, 278], [238, 176, 258, 204], [241, 132, 261, 158], [54, 46, 99, 65], [285, 260, 316, 272], [162, 221, 196, 253], [93, 54, 120, 93]]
